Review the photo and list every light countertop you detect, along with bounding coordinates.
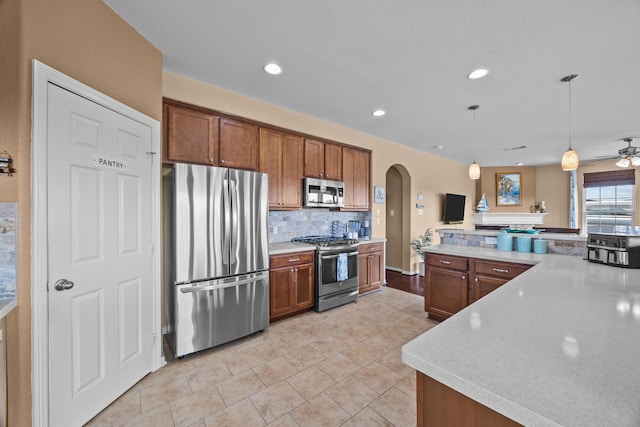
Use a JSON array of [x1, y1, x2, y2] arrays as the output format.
[[402, 244, 640, 426], [269, 237, 386, 255]]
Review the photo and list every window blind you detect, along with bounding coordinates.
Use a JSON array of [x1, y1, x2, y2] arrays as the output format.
[[583, 170, 635, 188]]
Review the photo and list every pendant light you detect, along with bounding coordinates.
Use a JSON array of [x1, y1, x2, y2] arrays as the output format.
[[561, 74, 580, 171], [468, 105, 481, 180]]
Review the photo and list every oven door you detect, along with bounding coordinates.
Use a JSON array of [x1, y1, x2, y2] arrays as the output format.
[[317, 248, 359, 296]]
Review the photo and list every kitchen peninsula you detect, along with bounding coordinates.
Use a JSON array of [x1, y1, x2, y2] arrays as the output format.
[[402, 244, 640, 426]]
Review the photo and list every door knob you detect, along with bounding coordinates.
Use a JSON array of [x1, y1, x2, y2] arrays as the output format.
[[54, 279, 74, 291]]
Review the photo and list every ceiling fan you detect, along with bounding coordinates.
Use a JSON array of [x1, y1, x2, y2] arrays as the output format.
[[592, 137, 640, 167], [614, 137, 640, 167]]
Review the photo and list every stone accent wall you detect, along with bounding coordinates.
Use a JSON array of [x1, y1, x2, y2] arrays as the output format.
[[440, 232, 587, 257], [269, 209, 370, 243]]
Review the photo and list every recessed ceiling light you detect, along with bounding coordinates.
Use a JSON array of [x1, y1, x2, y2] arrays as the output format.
[[516, 162, 524, 166], [264, 63, 282, 75], [434, 145, 444, 150], [372, 109, 386, 117], [467, 68, 490, 80]]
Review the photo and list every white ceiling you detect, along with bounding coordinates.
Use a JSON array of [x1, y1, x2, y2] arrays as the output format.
[[103, 0, 640, 167]]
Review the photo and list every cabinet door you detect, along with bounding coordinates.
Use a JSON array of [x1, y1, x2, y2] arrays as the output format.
[[259, 129, 302, 209], [369, 251, 383, 289], [165, 104, 217, 165], [342, 148, 356, 208], [358, 254, 370, 293], [342, 147, 370, 210], [304, 139, 325, 178], [425, 267, 468, 320], [219, 118, 258, 171], [293, 263, 314, 310], [324, 143, 342, 181], [472, 275, 508, 304], [259, 128, 283, 208], [281, 134, 303, 208], [354, 150, 370, 209], [270, 267, 294, 319]]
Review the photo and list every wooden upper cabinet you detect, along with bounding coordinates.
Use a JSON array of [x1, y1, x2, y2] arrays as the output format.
[[259, 128, 303, 210], [303, 139, 343, 180], [165, 104, 218, 165], [219, 118, 258, 171], [342, 147, 370, 210], [324, 143, 342, 181], [304, 139, 325, 178]]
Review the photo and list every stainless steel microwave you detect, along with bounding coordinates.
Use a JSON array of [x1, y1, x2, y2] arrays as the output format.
[[303, 177, 344, 208]]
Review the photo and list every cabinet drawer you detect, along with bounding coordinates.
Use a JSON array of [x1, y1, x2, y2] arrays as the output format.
[[425, 253, 468, 271], [359, 242, 383, 253], [270, 251, 314, 268], [474, 260, 531, 280]]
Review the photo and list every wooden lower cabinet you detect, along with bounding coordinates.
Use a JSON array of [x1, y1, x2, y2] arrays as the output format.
[[417, 372, 521, 426], [470, 260, 532, 304], [425, 254, 532, 320], [269, 251, 314, 321], [424, 254, 468, 321], [358, 242, 384, 294]]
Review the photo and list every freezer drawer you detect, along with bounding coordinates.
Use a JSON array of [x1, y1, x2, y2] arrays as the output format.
[[166, 271, 269, 358]]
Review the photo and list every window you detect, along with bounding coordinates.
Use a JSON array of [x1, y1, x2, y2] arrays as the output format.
[[583, 170, 635, 234]]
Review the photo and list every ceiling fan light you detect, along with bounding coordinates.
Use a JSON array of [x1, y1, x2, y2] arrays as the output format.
[[616, 157, 631, 168], [561, 148, 579, 171], [469, 161, 481, 180], [631, 157, 640, 167]]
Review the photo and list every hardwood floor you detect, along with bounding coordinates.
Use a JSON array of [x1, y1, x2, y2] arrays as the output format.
[[385, 270, 424, 297]]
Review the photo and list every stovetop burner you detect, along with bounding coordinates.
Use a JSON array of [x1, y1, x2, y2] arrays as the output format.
[[292, 235, 359, 247]]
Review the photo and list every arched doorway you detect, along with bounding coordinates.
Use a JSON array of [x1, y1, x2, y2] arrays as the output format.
[[385, 164, 412, 274]]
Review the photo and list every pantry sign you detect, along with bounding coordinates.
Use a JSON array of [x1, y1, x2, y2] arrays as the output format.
[[92, 155, 128, 171]]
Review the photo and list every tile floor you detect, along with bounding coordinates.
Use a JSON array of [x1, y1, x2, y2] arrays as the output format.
[[85, 286, 437, 426]]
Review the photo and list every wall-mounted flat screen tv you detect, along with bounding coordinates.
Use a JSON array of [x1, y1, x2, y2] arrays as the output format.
[[443, 193, 466, 223]]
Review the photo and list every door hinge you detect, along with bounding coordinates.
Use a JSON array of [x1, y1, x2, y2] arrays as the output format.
[[151, 333, 157, 344], [146, 151, 157, 166], [150, 243, 155, 257]]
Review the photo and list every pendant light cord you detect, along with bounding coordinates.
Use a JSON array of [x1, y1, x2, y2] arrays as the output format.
[[568, 79, 573, 150]]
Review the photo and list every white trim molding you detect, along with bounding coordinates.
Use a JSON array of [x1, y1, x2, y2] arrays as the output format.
[[31, 60, 163, 426], [472, 212, 547, 226]]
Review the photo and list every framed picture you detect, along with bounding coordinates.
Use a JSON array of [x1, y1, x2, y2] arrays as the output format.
[[374, 186, 385, 203], [496, 172, 522, 206]]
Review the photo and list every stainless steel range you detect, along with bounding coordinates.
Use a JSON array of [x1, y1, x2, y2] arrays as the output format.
[[293, 236, 359, 312]]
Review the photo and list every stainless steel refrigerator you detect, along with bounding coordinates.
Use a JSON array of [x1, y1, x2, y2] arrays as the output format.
[[164, 163, 269, 358]]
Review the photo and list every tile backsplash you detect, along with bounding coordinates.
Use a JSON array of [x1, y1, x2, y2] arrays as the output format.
[[269, 209, 371, 243]]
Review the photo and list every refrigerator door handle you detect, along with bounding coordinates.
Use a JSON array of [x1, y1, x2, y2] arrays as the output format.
[[179, 271, 268, 293], [222, 177, 231, 265], [229, 178, 239, 266]]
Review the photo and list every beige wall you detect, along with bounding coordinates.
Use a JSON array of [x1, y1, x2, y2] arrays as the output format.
[[535, 164, 570, 227], [0, 0, 20, 202], [164, 72, 477, 273], [475, 166, 536, 213], [385, 166, 403, 269], [4, 0, 163, 424]]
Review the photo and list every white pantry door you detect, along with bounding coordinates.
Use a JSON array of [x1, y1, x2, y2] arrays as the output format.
[[47, 83, 154, 426]]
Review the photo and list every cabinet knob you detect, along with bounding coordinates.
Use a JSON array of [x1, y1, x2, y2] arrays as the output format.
[[209, 158, 213, 162], [220, 159, 225, 164], [462, 275, 466, 279], [475, 278, 478, 282]]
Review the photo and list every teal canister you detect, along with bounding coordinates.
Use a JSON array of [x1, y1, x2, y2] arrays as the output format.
[[516, 236, 532, 253], [497, 232, 513, 251], [533, 238, 547, 254]]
